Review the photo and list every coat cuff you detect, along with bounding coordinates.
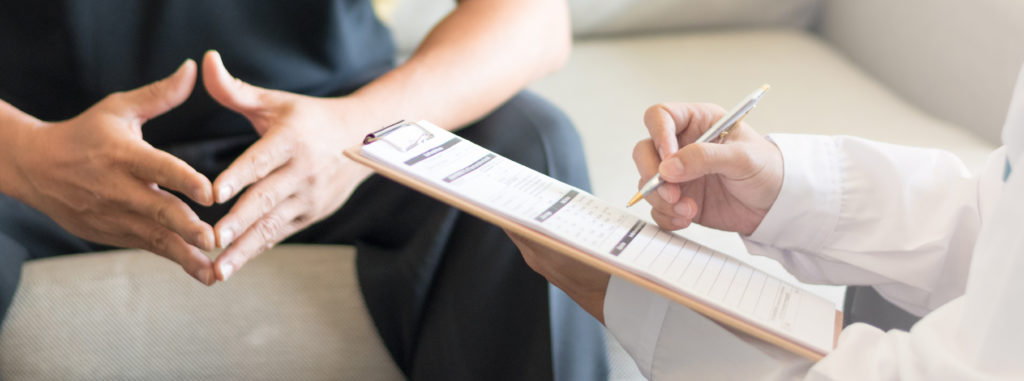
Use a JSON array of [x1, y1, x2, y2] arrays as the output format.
[[603, 275, 670, 379], [747, 134, 842, 252]]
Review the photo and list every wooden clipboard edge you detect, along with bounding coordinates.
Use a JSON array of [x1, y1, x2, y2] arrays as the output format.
[[345, 146, 832, 362], [834, 310, 844, 349]]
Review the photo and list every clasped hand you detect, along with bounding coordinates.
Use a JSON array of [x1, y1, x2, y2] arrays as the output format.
[[10, 51, 372, 285]]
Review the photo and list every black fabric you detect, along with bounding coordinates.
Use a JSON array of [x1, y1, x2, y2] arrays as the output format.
[[842, 285, 920, 332], [0, 0, 395, 145]]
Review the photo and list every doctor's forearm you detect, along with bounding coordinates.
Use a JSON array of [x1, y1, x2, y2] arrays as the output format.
[[346, 0, 571, 131]]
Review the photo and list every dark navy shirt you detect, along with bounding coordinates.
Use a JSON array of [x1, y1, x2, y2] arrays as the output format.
[[0, 0, 395, 146]]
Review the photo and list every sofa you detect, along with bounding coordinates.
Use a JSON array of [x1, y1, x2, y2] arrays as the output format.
[[3, 0, 1023, 379]]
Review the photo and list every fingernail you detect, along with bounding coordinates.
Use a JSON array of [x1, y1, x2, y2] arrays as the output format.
[[673, 202, 687, 217], [193, 186, 211, 205], [657, 185, 672, 201], [197, 267, 212, 286], [219, 227, 234, 248], [195, 230, 213, 251], [219, 262, 235, 281], [217, 185, 232, 203]]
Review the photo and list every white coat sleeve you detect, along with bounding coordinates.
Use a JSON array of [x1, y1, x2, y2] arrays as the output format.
[[807, 151, 1024, 380], [604, 134, 1008, 380], [744, 134, 1001, 316]]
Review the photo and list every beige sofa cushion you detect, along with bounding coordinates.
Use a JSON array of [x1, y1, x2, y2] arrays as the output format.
[[818, 0, 1024, 144], [0, 245, 403, 381], [569, 0, 820, 37], [383, 0, 822, 55]]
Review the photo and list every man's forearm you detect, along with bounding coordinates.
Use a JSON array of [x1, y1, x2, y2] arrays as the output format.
[[346, 0, 571, 133], [0, 100, 37, 200]]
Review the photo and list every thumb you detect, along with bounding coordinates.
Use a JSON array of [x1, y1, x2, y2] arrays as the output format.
[[118, 59, 197, 121], [202, 50, 270, 114], [659, 142, 756, 183]]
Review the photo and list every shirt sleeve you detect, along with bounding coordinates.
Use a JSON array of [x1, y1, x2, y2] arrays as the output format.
[[808, 155, 1024, 379], [744, 134, 1001, 316], [604, 275, 815, 381]]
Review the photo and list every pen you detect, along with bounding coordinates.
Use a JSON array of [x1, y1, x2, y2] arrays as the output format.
[[627, 84, 770, 207]]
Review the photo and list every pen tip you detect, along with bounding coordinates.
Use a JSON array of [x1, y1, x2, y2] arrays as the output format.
[[627, 193, 643, 207], [760, 84, 771, 91]]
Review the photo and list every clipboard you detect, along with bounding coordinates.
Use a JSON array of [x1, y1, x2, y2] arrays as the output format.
[[345, 120, 842, 361]]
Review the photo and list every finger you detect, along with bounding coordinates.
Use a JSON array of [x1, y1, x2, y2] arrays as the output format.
[[122, 143, 213, 206], [673, 196, 699, 221], [213, 167, 300, 248], [633, 139, 681, 203], [212, 132, 294, 203], [507, 231, 548, 274], [659, 142, 756, 184], [644, 103, 730, 157], [116, 181, 216, 251], [651, 207, 691, 231], [645, 184, 680, 217], [643, 103, 686, 159], [112, 59, 197, 121], [202, 50, 273, 114], [123, 213, 215, 285], [214, 196, 306, 281]]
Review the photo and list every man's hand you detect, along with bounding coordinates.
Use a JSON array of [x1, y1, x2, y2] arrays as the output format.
[[9, 60, 217, 285], [506, 231, 610, 324], [201, 51, 373, 281], [634, 103, 784, 235]]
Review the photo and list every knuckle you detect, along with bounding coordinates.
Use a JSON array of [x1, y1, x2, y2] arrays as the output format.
[[293, 213, 312, 225], [147, 228, 172, 253], [643, 103, 671, 122], [102, 91, 128, 108], [256, 190, 276, 214], [249, 153, 272, 178], [232, 76, 248, 92], [688, 145, 713, 165], [153, 203, 173, 226], [255, 215, 283, 242], [632, 140, 649, 163], [256, 90, 278, 108], [695, 103, 725, 123], [734, 148, 756, 169]]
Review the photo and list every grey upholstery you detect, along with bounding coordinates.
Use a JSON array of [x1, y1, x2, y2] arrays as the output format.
[[0, 245, 404, 380]]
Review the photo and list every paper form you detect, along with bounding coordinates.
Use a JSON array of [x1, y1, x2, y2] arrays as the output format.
[[360, 121, 836, 355]]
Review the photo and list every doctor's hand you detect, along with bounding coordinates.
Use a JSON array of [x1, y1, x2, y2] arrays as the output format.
[[8, 60, 217, 285], [634, 103, 783, 235], [201, 51, 373, 281]]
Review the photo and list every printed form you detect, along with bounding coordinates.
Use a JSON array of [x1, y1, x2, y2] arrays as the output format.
[[361, 121, 836, 355]]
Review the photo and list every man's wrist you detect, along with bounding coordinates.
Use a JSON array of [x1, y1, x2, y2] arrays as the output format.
[[0, 116, 37, 200]]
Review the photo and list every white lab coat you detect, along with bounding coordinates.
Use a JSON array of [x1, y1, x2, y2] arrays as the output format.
[[604, 66, 1024, 380]]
